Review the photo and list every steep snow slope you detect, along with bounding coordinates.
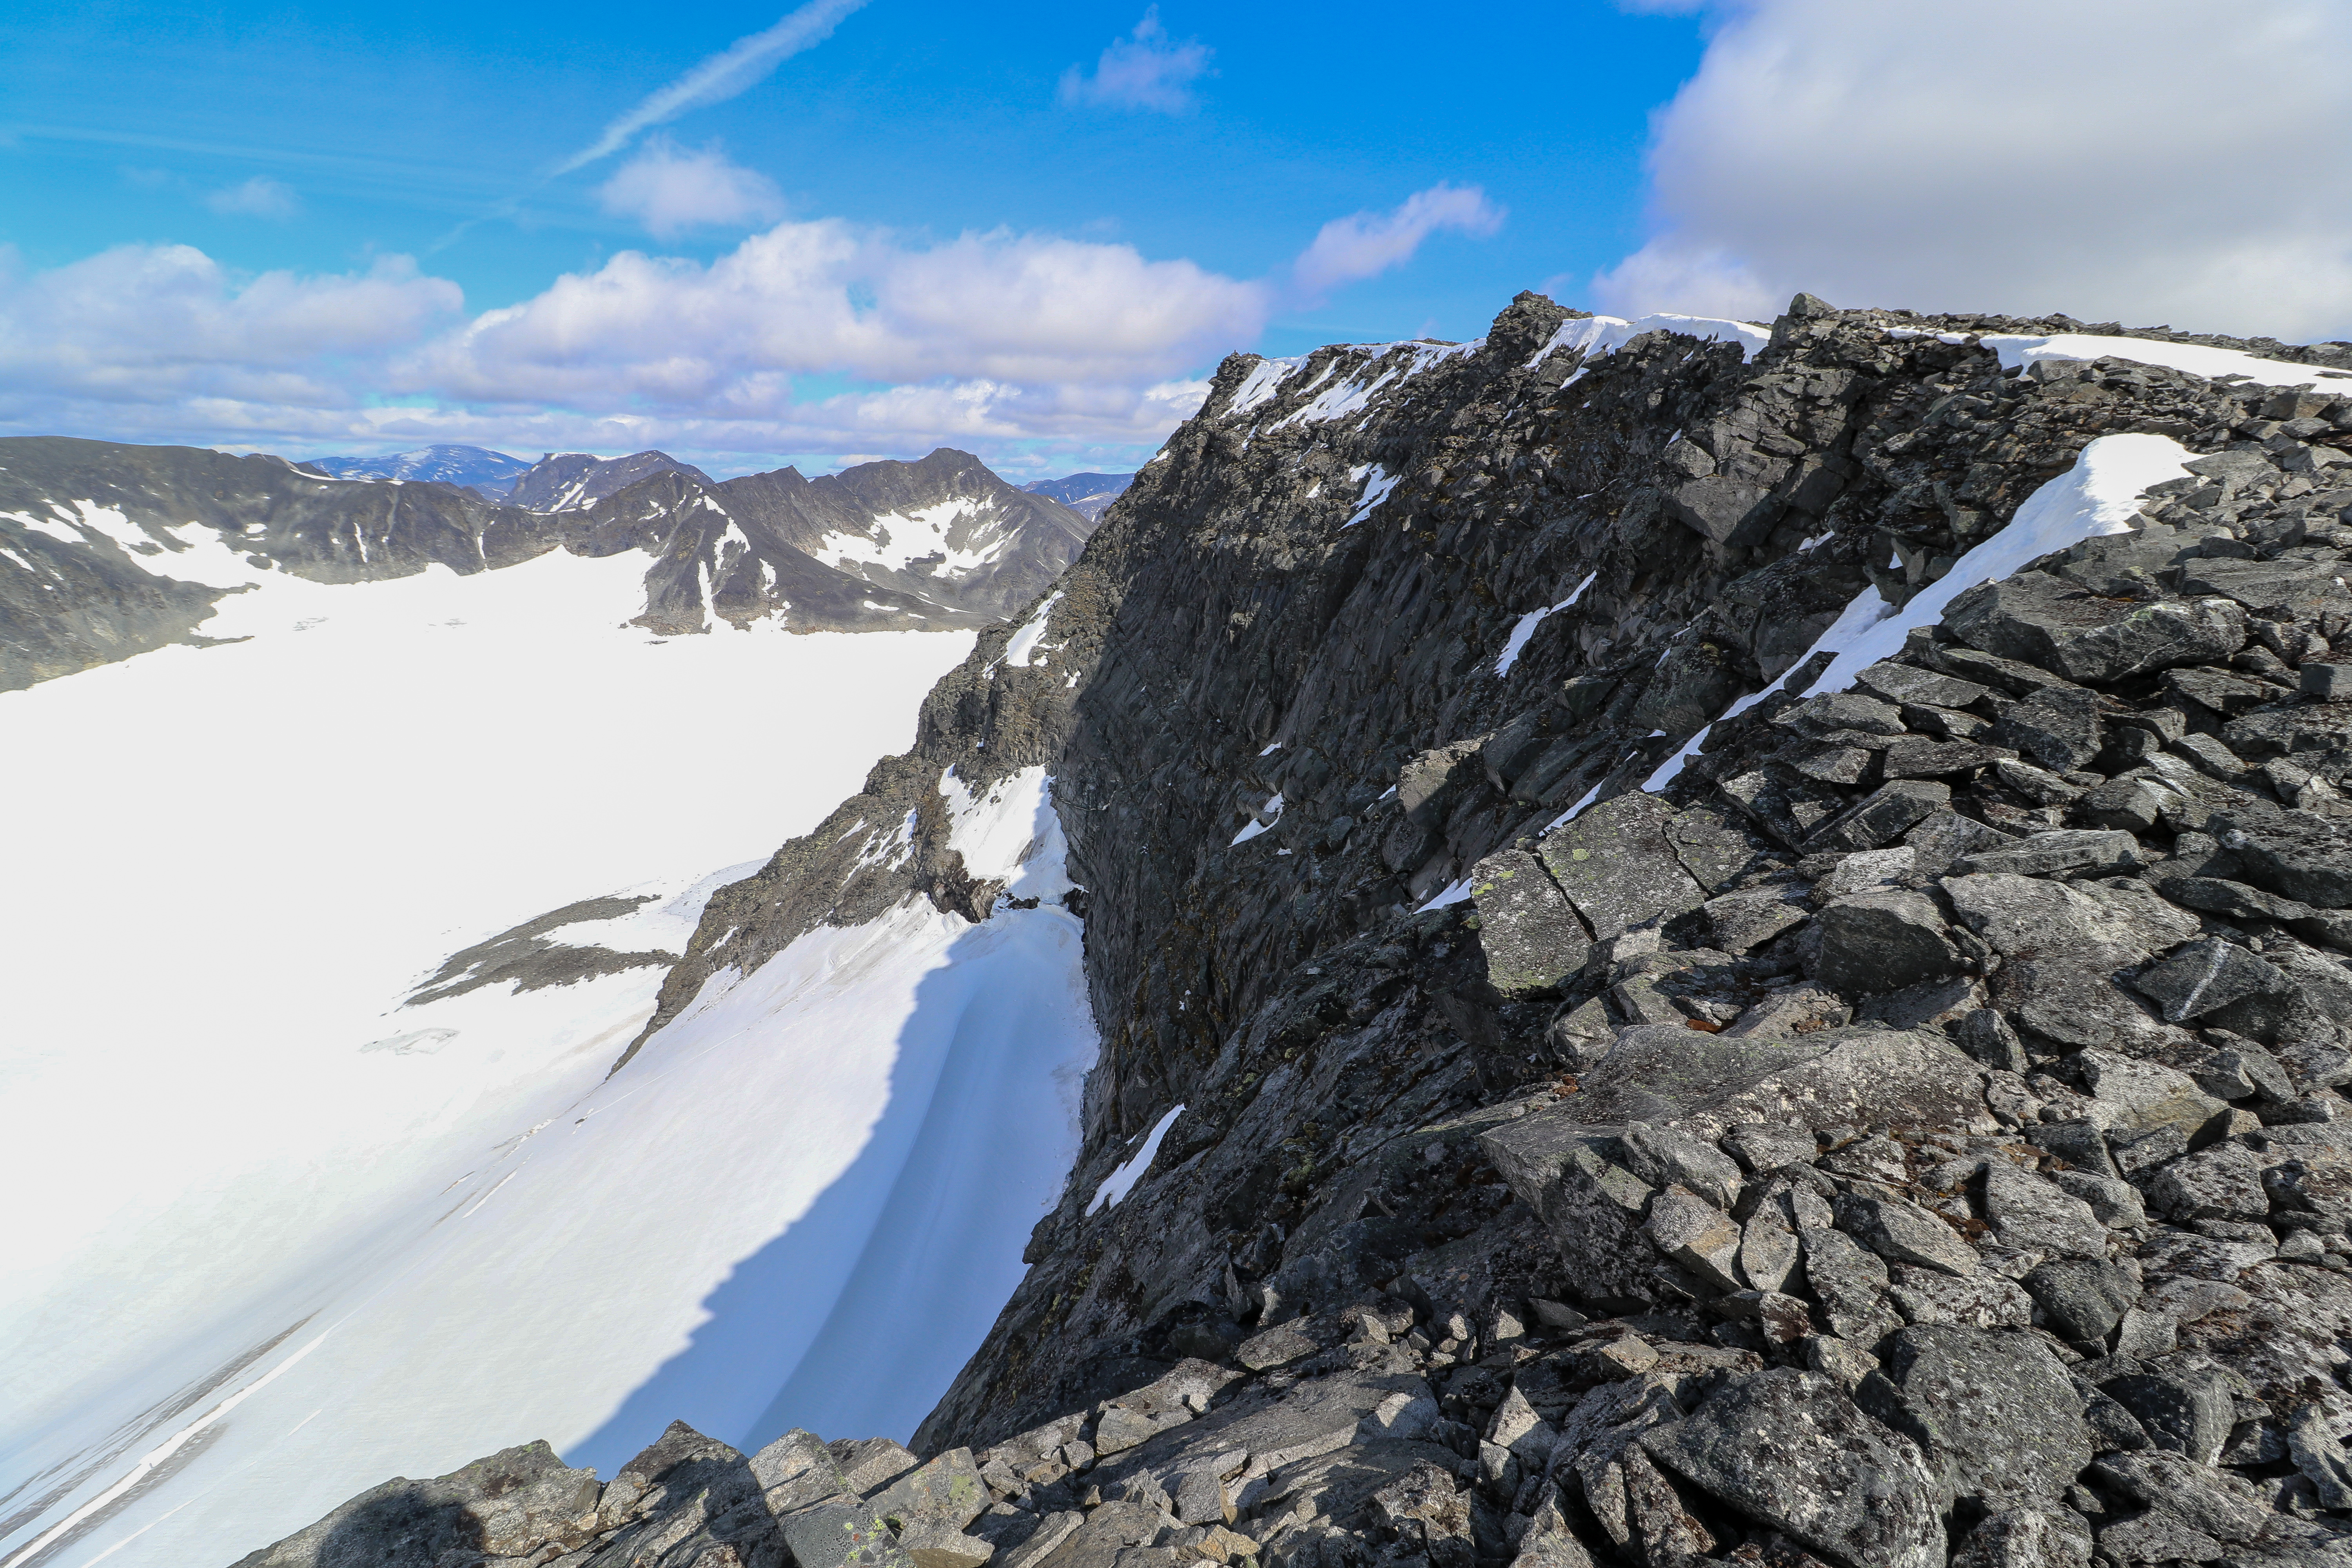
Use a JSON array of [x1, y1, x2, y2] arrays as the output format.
[[0, 555, 1094, 1568]]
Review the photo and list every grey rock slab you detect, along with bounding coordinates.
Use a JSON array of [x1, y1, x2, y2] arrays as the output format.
[[1740, 1203, 1801, 1293], [2073, 1051, 2231, 1145], [1836, 1191, 1979, 1276], [1721, 1121, 1819, 1173], [1235, 1323, 1318, 1371], [869, 1449, 991, 1532], [1554, 1024, 1991, 1144], [2214, 809, 2352, 909], [2149, 1142, 2272, 1223], [1645, 1185, 1744, 1292], [1814, 889, 1965, 995], [1468, 848, 1591, 1000], [1954, 830, 2146, 880], [1994, 685, 2106, 774], [900, 1526, 998, 1568], [1801, 1225, 1900, 1343], [838, 1439, 924, 1496], [1808, 780, 1953, 853], [1982, 1161, 2111, 1258], [1945, 571, 2247, 684], [2090, 1507, 2225, 1566], [231, 1441, 603, 1568], [1858, 1324, 2092, 1512], [1949, 1506, 2091, 1568], [1093, 1361, 1243, 1456], [1476, 1120, 1660, 1303], [1854, 659, 1996, 711], [2100, 1366, 2238, 1465], [2286, 1401, 2352, 1512], [2134, 938, 2296, 1024], [2022, 1259, 2141, 1343], [1704, 883, 1812, 954], [1619, 1121, 1744, 1210], [2089, 1452, 2267, 1543], [780, 1499, 912, 1568], [1535, 793, 1707, 941], [1640, 1367, 1944, 1568], [998, 1513, 1083, 1568], [1887, 1265, 2034, 1330], [753, 1428, 851, 1514]]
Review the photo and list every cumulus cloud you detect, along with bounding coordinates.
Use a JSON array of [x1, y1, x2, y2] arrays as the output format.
[[559, 0, 869, 172], [1594, 0, 2352, 339], [1058, 9, 1212, 114], [204, 176, 300, 220], [597, 139, 787, 239], [4, 177, 1500, 470], [1292, 183, 1505, 301]]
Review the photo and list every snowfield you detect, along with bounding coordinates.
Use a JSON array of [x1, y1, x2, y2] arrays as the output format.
[[0, 550, 1096, 1568]]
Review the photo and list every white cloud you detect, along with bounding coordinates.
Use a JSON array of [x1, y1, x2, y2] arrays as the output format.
[[1058, 8, 1211, 114], [1595, 0, 2352, 340], [403, 220, 1270, 402], [559, 0, 870, 172], [2, 177, 1497, 473], [1291, 183, 1505, 301], [204, 176, 300, 220], [597, 139, 787, 239]]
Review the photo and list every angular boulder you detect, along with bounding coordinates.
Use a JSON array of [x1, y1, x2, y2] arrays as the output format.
[[1467, 848, 1591, 1000], [1859, 1325, 2092, 1513], [1535, 793, 1707, 941], [1642, 1368, 1944, 1568]]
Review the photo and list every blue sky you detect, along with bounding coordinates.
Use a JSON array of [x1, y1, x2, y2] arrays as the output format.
[[5, 2, 2350, 479]]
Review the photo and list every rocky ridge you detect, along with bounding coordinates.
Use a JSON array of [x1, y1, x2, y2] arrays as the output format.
[[231, 294, 2352, 1568], [0, 439, 1093, 688]]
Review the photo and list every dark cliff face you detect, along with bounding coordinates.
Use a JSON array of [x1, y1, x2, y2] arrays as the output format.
[[230, 294, 2352, 1568]]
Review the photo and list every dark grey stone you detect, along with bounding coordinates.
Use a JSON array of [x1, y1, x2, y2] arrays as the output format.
[[1994, 686, 2105, 774], [2101, 1365, 2238, 1465], [2132, 938, 2295, 1024], [1858, 1324, 2092, 1512], [1809, 780, 1953, 853], [2022, 1259, 2141, 1344], [1535, 793, 1707, 941], [1813, 889, 1964, 995], [1641, 1368, 1944, 1568]]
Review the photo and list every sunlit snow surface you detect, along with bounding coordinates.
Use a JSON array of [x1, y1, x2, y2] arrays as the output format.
[[0, 550, 1096, 1568]]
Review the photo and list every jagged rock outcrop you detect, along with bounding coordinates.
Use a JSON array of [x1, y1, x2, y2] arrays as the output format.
[[0, 439, 1094, 688], [234, 294, 2352, 1568]]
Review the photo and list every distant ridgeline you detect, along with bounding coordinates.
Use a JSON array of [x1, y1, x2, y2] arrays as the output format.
[[0, 441, 1098, 689], [248, 292, 2352, 1568]]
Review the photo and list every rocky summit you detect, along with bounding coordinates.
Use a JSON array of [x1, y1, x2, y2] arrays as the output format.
[[0, 439, 1094, 689], [234, 292, 2352, 1568]]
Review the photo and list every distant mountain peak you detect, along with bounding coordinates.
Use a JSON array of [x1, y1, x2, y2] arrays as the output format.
[[306, 444, 532, 495], [1020, 470, 1134, 521]]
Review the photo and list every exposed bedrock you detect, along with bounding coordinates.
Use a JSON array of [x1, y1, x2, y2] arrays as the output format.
[[236, 295, 2352, 1568]]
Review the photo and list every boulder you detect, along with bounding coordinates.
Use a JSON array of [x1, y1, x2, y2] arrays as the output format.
[[2214, 809, 2352, 908], [1993, 686, 2105, 774], [1368, 1461, 1475, 1568], [1641, 1368, 1944, 1568], [2132, 938, 2296, 1025], [1944, 571, 2246, 684], [1836, 1191, 1978, 1276], [1859, 1325, 2092, 1512], [2020, 1259, 2140, 1344], [1468, 848, 1592, 1000], [2088, 1451, 2267, 1543], [1814, 890, 1965, 995], [2100, 1364, 2237, 1465], [1619, 1122, 1745, 1210], [1535, 794, 1707, 941], [2071, 1051, 2229, 1145], [1952, 830, 2144, 881], [2145, 1143, 2270, 1224], [869, 1449, 990, 1533], [1644, 1186, 1743, 1292], [1704, 883, 1812, 954], [1801, 1225, 1900, 1343], [1809, 780, 1953, 853], [1980, 1162, 2108, 1258]]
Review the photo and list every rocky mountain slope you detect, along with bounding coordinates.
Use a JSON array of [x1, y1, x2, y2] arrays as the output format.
[[236, 294, 2352, 1568], [306, 444, 533, 495], [0, 439, 1095, 689], [1025, 473, 1136, 523], [505, 451, 716, 512]]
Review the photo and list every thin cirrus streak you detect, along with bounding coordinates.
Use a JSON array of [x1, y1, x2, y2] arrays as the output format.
[[557, 0, 872, 173]]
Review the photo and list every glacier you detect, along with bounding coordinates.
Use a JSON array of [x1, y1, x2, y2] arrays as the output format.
[[0, 550, 1095, 1568]]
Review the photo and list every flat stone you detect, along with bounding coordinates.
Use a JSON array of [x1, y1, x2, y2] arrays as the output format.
[[1953, 830, 2144, 880], [1808, 780, 1953, 853], [1535, 793, 1707, 941], [1981, 1161, 2109, 1258], [1945, 571, 2247, 684], [869, 1449, 990, 1533], [1704, 883, 1811, 954], [1860, 1324, 2092, 1512], [2213, 809, 2352, 909], [1468, 848, 1592, 1000], [781, 1499, 912, 1568], [1801, 1225, 1899, 1343], [1814, 889, 1964, 995], [1993, 685, 2105, 774], [1645, 1185, 1743, 1292], [2089, 1451, 2266, 1542], [2132, 938, 2296, 1024], [2100, 1365, 2237, 1465], [1619, 1122, 1745, 1210], [1887, 1267, 2033, 1330], [2146, 1142, 2270, 1224], [1641, 1368, 1943, 1568], [2021, 1259, 2140, 1343], [1836, 1191, 1978, 1276]]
